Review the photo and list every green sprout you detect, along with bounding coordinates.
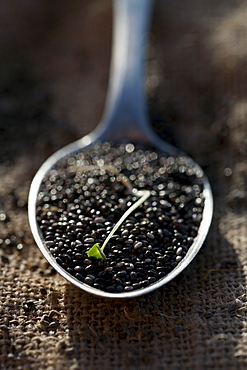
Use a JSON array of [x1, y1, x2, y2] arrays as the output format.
[[87, 189, 151, 260], [70, 164, 151, 260]]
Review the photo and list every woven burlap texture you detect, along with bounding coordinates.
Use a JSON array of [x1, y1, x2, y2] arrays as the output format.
[[0, 1, 247, 369]]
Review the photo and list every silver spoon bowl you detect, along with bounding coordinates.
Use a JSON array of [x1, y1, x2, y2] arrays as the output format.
[[28, 0, 213, 298]]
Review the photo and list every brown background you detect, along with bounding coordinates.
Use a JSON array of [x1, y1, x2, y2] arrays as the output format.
[[0, 0, 247, 369]]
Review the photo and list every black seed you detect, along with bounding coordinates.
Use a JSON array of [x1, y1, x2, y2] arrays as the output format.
[[187, 237, 194, 245], [116, 262, 125, 268], [124, 286, 134, 292], [85, 265, 94, 272], [85, 274, 95, 282], [121, 230, 129, 237], [147, 233, 155, 240], [66, 267, 74, 275], [117, 270, 127, 278], [55, 257, 63, 265], [130, 272, 137, 281], [84, 238, 95, 243], [105, 267, 114, 272], [141, 280, 150, 287], [147, 269, 157, 277], [75, 273, 84, 280], [176, 247, 183, 255], [132, 283, 141, 289], [106, 286, 116, 292], [134, 241, 143, 250], [74, 266, 83, 272], [125, 263, 134, 270], [83, 259, 92, 265]]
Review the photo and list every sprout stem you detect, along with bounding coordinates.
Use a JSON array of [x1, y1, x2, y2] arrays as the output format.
[[87, 189, 151, 260], [73, 164, 151, 260]]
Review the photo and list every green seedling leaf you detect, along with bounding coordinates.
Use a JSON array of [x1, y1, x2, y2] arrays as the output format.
[[87, 243, 106, 260], [87, 190, 151, 260]]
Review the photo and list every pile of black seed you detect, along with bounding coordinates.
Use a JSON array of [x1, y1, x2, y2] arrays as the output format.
[[36, 142, 205, 293]]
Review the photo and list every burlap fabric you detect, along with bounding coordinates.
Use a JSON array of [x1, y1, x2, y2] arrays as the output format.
[[1, 1, 247, 369]]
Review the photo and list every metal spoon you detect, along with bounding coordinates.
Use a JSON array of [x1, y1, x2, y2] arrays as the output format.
[[28, 0, 213, 298]]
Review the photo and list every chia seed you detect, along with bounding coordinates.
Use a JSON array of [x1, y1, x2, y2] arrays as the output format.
[[36, 142, 205, 293]]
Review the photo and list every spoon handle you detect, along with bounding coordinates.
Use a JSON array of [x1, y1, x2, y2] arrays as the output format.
[[93, 0, 154, 142]]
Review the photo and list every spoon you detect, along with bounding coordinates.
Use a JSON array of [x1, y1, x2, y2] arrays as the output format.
[[28, 0, 213, 298]]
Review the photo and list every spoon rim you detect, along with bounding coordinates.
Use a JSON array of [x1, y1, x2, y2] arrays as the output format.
[[28, 137, 213, 299]]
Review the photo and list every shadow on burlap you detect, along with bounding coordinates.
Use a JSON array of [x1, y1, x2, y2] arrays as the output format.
[[0, 1, 247, 369]]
